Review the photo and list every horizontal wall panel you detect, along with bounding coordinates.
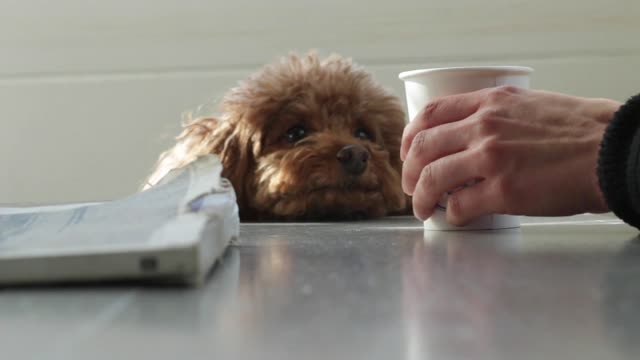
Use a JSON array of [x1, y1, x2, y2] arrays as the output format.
[[0, 0, 638, 76]]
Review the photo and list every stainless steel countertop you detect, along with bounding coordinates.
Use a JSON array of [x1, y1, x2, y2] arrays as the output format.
[[2, 214, 639, 360]]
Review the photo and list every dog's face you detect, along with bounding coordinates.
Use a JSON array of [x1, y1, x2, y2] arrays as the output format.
[[147, 53, 408, 221], [220, 54, 407, 220]]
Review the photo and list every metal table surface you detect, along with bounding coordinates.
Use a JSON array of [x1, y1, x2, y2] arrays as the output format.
[[1, 214, 640, 360]]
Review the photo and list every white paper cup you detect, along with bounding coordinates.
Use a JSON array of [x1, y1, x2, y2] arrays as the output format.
[[399, 66, 533, 231]]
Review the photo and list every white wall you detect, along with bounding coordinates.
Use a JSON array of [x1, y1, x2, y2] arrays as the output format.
[[1, 0, 639, 204]]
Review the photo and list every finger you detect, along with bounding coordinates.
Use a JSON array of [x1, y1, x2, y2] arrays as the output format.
[[412, 150, 480, 221], [401, 90, 485, 161], [445, 179, 498, 226], [402, 121, 471, 195]]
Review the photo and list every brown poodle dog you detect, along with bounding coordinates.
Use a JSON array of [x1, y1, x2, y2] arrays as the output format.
[[145, 52, 408, 221]]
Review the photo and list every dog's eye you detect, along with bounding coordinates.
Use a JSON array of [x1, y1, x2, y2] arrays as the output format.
[[285, 125, 307, 143], [354, 127, 372, 141]]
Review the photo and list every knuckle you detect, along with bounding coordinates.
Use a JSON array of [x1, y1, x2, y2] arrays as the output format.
[[478, 139, 504, 175], [481, 137, 502, 155], [498, 85, 519, 94], [422, 99, 443, 123], [475, 109, 501, 136], [486, 85, 519, 103], [419, 164, 437, 188], [477, 111, 496, 137], [411, 130, 429, 154]]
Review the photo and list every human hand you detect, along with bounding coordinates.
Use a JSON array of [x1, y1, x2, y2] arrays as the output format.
[[401, 86, 621, 225]]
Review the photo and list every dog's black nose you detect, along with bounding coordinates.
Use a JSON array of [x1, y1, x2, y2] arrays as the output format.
[[337, 144, 369, 176]]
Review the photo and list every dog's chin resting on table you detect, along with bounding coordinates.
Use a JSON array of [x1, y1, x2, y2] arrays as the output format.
[[145, 52, 409, 221]]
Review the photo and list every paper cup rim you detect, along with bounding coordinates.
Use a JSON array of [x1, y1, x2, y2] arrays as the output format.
[[398, 66, 534, 81]]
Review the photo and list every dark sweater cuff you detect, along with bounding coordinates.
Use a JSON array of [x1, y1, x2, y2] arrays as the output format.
[[597, 93, 640, 228]]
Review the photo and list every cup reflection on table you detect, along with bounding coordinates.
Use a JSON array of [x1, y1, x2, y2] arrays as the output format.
[[402, 230, 521, 360]]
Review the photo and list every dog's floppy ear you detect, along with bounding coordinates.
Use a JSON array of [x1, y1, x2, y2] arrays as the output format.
[[374, 95, 413, 214], [144, 116, 253, 211], [377, 97, 406, 173]]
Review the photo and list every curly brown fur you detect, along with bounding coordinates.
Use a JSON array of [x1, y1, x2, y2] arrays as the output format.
[[145, 52, 409, 221]]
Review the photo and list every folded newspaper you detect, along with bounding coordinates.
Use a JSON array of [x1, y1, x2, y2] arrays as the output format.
[[0, 155, 239, 286]]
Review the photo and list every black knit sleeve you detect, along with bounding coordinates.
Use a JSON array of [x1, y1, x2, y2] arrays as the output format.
[[597, 94, 640, 229]]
